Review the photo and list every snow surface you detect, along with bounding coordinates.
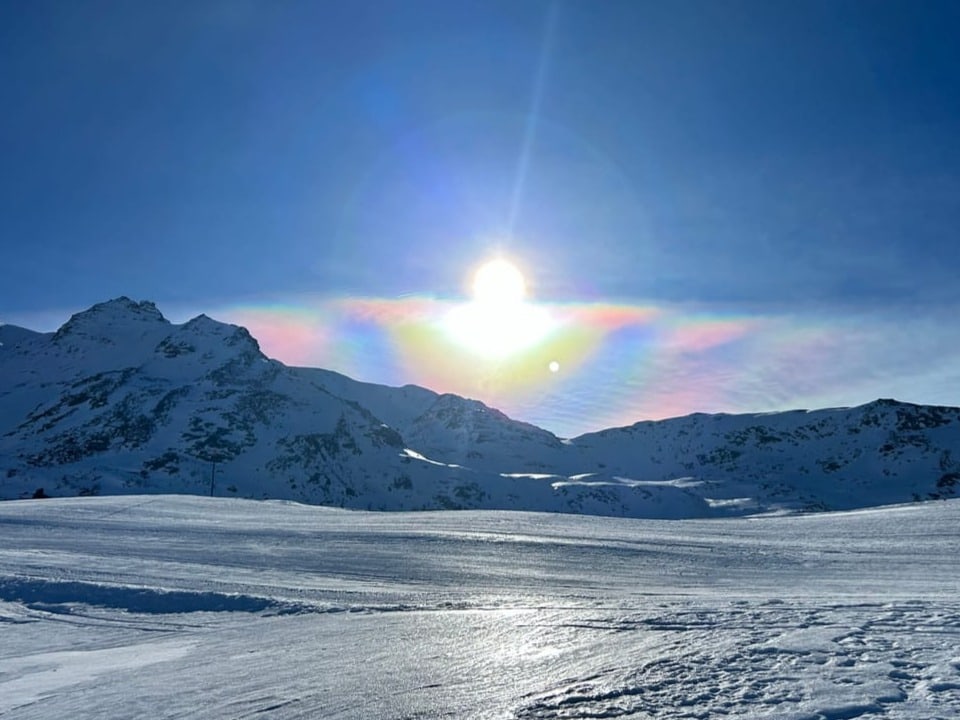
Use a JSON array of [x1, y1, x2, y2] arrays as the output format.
[[1, 495, 959, 719]]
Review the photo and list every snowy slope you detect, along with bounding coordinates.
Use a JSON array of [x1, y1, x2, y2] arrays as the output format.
[[1, 297, 958, 516], [565, 400, 960, 511], [0, 323, 45, 349], [1, 495, 959, 719]]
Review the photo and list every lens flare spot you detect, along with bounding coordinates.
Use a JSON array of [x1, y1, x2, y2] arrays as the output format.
[[549, 360, 560, 373]]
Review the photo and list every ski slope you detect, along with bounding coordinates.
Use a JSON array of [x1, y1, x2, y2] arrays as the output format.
[[1, 496, 959, 719]]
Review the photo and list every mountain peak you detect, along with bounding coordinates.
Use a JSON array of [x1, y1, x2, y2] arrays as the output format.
[[54, 297, 168, 341], [87, 297, 165, 320], [866, 398, 904, 409], [181, 314, 262, 354], [182, 313, 220, 330]]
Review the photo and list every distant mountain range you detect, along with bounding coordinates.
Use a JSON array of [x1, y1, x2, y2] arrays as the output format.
[[2, 297, 958, 517]]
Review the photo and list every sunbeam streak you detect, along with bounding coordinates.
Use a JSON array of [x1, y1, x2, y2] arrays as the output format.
[[508, 2, 560, 236]]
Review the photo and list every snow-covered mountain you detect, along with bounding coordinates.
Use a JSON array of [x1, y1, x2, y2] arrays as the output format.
[[2, 298, 958, 517]]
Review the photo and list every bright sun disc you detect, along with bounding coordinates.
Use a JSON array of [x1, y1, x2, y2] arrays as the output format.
[[472, 258, 526, 305], [442, 256, 554, 359]]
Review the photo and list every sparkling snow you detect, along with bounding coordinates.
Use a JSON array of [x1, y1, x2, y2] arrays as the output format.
[[1, 496, 958, 719]]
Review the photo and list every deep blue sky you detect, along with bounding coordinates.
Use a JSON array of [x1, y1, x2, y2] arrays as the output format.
[[3, 1, 960, 433]]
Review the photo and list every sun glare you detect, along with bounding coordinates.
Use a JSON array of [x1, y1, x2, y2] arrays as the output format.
[[472, 258, 527, 305], [443, 256, 554, 359]]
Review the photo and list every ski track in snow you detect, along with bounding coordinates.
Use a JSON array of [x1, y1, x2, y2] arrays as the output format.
[[0, 495, 958, 719]]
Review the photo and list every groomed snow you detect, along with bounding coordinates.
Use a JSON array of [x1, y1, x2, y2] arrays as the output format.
[[1, 496, 958, 718]]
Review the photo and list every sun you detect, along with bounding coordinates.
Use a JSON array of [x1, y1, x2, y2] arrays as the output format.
[[472, 258, 526, 306], [442, 256, 554, 359]]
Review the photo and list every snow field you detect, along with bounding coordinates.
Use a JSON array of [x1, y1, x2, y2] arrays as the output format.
[[0, 495, 958, 718]]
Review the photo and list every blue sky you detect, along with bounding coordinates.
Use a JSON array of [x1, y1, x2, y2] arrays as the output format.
[[3, 1, 960, 436]]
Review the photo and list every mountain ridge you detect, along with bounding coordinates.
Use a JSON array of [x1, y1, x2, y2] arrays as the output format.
[[1, 297, 957, 517]]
